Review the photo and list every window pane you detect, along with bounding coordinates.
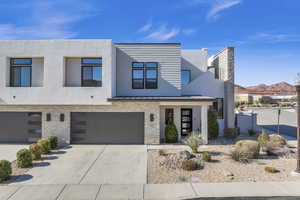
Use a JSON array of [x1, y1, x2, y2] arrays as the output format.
[[82, 67, 92, 81], [145, 62, 157, 68], [21, 67, 31, 87], [82, 58, 102, 64], [132, 62, 144, 68], [146, 79, 157, 89], [133, 69, 144, 79], [93, 67, 102, 86], [181, 70, 191, 85], [132, 79, 144, 89], [165, 109, 174, 124], [12, 58, 31, 65], [11, 67, 21, 86], [146, 69, 157, 79]]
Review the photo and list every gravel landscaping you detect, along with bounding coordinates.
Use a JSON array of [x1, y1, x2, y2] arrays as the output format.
[[148, 144, 300, 184]]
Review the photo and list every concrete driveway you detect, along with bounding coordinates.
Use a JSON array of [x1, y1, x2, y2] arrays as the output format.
[[9, 145, 147, 185], [0, 144, 28, 162]]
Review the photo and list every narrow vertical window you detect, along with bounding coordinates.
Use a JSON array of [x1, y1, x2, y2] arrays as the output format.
[[10, 58, 32, 87], [145, 62, 158, 89], [181, 70, 191, 85], [132, 62, 144, 89], [81, 58, 102, 87], [212, 98, 224, 119]]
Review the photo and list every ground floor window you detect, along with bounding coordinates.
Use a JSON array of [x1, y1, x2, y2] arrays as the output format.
[[212, 98, 224, 119], [165, 108, 174, 124]]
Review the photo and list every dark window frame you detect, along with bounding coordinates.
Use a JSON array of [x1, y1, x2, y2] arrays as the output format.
[[181, 69, 191, 85], [81, 57, 102, 87], [132, 62, 145, 89], [132, 62, 158, 89], [10, 58, 32, 87]]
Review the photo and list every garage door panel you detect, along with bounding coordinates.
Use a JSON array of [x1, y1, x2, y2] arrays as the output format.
[[71, 112, 144, 144], [0, 112, 42, 143]]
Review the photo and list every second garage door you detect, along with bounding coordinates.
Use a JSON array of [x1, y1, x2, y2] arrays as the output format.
[[71, 112, 144, 144]]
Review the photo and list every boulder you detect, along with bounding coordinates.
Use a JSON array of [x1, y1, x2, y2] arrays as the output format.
[[235, 140, 260, 159], [269, 134, 287, 147], [177, 150, 194, 160]]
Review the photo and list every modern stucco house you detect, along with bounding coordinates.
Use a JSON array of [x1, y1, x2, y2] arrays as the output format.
[[0, 40, 235, 145]]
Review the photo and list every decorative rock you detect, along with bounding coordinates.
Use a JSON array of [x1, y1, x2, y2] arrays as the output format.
[[224, 170, 234, 177], [191, 177, 200, 183], [177, 150, 193, 160]]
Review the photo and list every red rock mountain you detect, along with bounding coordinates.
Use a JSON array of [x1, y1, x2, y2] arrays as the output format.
[[235, 82, 296, 95]]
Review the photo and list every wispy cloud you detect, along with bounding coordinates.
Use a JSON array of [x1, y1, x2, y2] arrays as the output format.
[[145, 25, 180, 41], [187, 0, 241, 21], [182, 28, 197, 36], [249, 33, 294, 41], [138, 20, 152, 33], [0, 0, 99, 39]]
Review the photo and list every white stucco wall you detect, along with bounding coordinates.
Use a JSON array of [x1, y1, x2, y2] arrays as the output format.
[[0, 40, 114, 105]]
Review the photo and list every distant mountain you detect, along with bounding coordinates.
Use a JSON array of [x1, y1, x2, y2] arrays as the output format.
[[235, 82, 296, 95]]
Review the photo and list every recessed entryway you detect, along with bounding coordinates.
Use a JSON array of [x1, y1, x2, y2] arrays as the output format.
[[71, 112, 144, 144]]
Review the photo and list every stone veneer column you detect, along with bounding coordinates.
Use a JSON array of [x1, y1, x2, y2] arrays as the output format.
[[143, 104, 160, 144], [42, 110, 70, 146], [201, 105, 208, 144]]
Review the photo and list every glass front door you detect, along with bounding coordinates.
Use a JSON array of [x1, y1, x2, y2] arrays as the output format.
[[181, 108, 192, 136]]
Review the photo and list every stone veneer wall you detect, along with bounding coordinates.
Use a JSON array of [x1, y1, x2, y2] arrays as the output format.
[[0, 102, 160, 145]]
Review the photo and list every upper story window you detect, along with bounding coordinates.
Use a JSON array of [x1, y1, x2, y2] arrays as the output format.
[[81, 58, 102, 87], [10, 58, 32, 87], [181, 70, 191, 85], [132, 62, 158, 89]]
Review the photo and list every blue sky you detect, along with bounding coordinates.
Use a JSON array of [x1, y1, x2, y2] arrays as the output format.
[[0, 0, 299, 86]]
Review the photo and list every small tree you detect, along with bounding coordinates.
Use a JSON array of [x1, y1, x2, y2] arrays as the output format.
[[165, 122, 178, 143], [208, 109, 219, 139]]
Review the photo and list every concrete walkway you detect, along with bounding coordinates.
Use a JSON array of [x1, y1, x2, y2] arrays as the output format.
[[1, 181, 300, 200], [0, 144, 28, 162]]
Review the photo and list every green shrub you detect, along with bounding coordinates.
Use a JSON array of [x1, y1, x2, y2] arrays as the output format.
[[202, 152, 212, 162], [185, 133, 202, 153], [17, 149, 32, 168], [48, 136, 58, 150], [208, 109, 219, 139], [181, 160, 198, 171], [165, 122, 178, 143], [258, 131, 270, 151], [235, 140, 260, 159], [264, 166, 280, 173], [224, 128, 238, 139], [0, 160, 12, 182], [37, 139, 50, 154], [29, 143, 42, 160]]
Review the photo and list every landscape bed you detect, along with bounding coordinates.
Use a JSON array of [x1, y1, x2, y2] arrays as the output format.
[[147, 144, 300, 184]]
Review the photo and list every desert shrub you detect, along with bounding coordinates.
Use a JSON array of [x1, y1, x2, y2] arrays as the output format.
[[29, 143, 42, 160], [37, 139, 50, 154], [185, 133, 202, 153], [158, 149, 167, 156], [258, 131, 270, 151], [264, 166, 280, 173], [224, 128, 238, 139], [269, 134, 287, 147], [165, 122, 178, 143], [208, 109, 219, 139], [235, 140, 260, 159], [48, 136, 58, 150], [181, 160, 198, 171], [248, 129, 256, 136], [17, 149, 32, 168], [231, 149, 251, 163], [202, 152, 212, 162], [0, 160, 12, 182]]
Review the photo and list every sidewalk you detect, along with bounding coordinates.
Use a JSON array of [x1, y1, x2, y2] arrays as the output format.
[[1, 181, 300, 200]]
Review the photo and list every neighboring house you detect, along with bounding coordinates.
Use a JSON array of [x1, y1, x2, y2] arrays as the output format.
[[0, 40, 235, 145]]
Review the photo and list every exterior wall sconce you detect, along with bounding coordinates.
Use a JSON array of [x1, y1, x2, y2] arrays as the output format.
[[150, 113, 154, 122], [60, 113, 65, 122], [46, 113, 51, 121]]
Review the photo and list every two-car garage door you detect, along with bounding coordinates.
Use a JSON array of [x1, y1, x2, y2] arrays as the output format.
[[71, 112, 144, 144]]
